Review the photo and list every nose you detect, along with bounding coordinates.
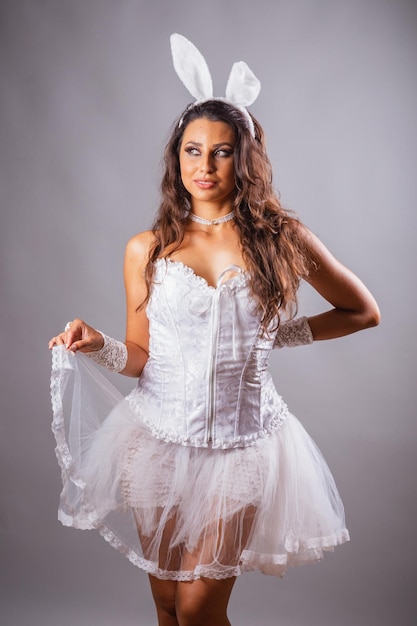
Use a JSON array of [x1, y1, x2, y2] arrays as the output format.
[[200, 152, 215, 173]]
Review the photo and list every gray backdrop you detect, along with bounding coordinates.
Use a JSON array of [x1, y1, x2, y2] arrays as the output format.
[[1, 1, 416, 625]]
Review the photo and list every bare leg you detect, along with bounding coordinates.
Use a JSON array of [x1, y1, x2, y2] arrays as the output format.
[[149, 576, 179, 626], [143, 506, 255, 626], [176, 576, 236, 626]]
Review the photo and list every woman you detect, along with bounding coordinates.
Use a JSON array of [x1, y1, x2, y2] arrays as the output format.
[[49, 37, 379, 626]]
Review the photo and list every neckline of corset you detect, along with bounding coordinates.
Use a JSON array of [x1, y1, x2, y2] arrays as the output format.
[[156, 257, 248, 290]]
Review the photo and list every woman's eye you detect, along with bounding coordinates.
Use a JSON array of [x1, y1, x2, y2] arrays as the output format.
[[184, 147, 233, 157], [215, 149, 233, 157]]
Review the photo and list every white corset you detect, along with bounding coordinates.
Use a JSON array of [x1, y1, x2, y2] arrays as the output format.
[[126, 258, 288, 449]]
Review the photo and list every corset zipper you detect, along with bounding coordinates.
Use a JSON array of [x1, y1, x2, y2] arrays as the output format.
[[206, 265, 243, 444], [208, 366, 216, 443], [207, 289, 220, 443]]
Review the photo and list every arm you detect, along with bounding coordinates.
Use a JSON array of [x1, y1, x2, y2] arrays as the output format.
[[301, 225, 380, 340], [273, 226, 380, 348], [121, 231, 155, 377], [48, 231, 154, 378]]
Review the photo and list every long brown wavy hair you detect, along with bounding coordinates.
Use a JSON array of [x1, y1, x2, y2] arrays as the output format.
[[144, 100, 311, 332]]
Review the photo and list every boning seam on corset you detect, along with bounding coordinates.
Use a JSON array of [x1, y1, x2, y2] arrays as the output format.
[[234, 320, 264, 438], [161, 274, 187, 435]]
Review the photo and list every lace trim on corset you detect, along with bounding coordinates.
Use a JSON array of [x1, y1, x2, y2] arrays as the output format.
[[155, 257, 249, 292], [126, 388, 289, 449]]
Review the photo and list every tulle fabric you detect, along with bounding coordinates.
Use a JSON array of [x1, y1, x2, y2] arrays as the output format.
[[51, 346, 349, 580]]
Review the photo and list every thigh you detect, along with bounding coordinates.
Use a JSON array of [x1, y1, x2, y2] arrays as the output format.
[[135, 506, 182, 572], [148, 575, 178, 626], [173, 507, 254, 625], [181, 504, 257, 572], [176, 576, 236, 626]]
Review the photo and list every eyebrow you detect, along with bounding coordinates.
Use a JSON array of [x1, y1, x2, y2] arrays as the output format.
[[184, 141, 235, 148]]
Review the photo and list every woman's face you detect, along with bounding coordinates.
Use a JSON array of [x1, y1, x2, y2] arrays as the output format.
[[179, 118, 236, 208]]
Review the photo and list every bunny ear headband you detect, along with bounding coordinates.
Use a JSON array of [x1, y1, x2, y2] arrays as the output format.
[[170, 33, 261, 138]]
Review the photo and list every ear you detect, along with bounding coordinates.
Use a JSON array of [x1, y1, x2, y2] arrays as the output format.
[[225, 61, 261, 107], [170, 34, 213, 101]]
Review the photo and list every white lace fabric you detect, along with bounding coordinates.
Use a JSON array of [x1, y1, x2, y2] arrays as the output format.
[[273, 316, 314, 349], [50, 260, 349, 580], [84, 333, 127, 372]]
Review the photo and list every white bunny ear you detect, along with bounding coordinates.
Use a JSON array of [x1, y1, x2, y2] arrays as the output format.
[[170, 33, 213, 101], [225, 61, 261, 107]]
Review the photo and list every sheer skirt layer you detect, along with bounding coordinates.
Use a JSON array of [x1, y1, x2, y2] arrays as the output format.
[[51, 347, 349, 580]]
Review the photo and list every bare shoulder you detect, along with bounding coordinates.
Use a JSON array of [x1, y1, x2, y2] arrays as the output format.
[[294, 221, 321, 250], [125, 230, 157, 267], [294, 222, 339, 269]]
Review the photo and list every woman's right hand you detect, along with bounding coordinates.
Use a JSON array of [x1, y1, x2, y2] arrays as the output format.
[[48, 318, 105, 353]]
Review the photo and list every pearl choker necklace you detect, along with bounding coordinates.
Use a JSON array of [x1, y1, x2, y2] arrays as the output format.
[[189, 210, 235, 226]]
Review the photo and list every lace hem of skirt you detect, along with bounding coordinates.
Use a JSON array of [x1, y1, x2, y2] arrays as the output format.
[[58, 508, 349, 580]]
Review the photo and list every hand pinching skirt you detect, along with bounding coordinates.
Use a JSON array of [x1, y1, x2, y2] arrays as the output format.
[[50, 346, 349, 581]]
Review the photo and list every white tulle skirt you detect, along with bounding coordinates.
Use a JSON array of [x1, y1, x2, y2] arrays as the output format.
[[50, 346, 349, 580]]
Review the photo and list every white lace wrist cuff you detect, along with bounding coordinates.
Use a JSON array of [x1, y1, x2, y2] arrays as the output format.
[[273, 317, 314, 349], [84, 332, 128, 372]]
